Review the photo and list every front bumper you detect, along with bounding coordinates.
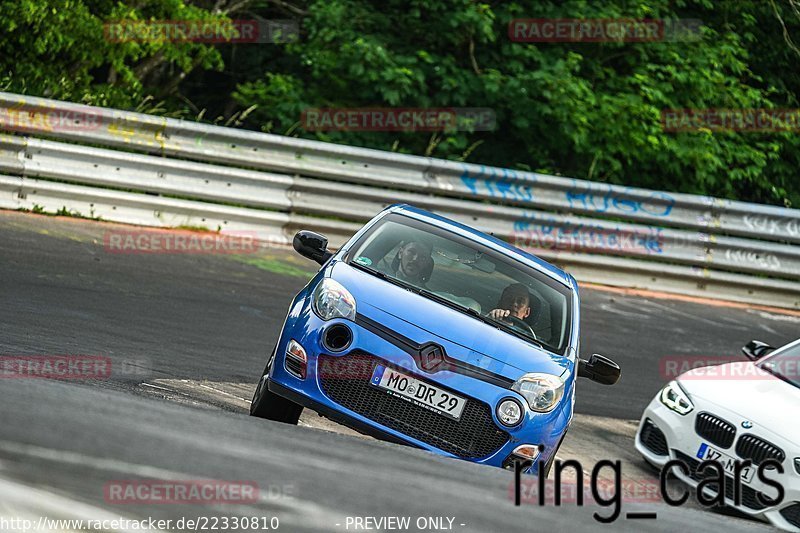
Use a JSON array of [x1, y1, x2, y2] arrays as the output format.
[[635, 394, 800, 532], [268, 303, 572, 472]]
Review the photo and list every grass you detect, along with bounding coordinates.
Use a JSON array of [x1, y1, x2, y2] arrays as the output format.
[[175, 224, 211, 232], [230, 255, 314, 279], [17, 204, 102, 221]]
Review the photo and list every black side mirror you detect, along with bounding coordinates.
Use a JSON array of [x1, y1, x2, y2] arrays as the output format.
[[742, 340, 775, 361], [293, 230, 333, 265], [578, 354, 621, 385]]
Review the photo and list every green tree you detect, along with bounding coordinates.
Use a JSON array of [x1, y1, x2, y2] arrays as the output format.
[[1, 0, 798, 206]]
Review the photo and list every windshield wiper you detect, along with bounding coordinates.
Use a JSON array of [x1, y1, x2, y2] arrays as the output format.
[[417, 289, 547, 351], [349, 261, 417, 292]]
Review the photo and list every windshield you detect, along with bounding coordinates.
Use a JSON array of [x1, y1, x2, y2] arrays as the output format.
[[347, 213, 573, 355], [758, 342, 800, 389]]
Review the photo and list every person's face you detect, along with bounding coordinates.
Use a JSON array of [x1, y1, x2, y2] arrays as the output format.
[[399, 242, 429, 279], [508, 294, 531, 319]]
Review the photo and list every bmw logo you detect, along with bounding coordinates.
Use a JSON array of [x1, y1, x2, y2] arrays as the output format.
[[742, 421, 753, 429]]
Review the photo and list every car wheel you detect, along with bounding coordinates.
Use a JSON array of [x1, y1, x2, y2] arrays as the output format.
[[250, 347, 302, 424]]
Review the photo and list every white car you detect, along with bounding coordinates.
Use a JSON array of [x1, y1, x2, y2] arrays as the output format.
[[635, 338, 800, 532]]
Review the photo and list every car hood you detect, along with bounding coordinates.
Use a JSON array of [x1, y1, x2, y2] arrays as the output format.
[[330, 261, 570, 378], [678, 362, 800, 444]]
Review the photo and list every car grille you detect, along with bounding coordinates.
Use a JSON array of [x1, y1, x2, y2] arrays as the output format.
[[695, 412, 736, 449], [735, 434, 785, 466], [780, 503, 800, 528], [639, 418, 669, 456], [317, 352, 510, 459], [673, 451, 770, 511]]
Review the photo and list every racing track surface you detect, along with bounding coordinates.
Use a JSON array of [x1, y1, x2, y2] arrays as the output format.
[[1, 210, 797, 532]]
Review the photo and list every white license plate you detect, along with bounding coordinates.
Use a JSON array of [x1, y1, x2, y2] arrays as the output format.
[[696, 443, 755, 483], [370, 365, 466, 421]]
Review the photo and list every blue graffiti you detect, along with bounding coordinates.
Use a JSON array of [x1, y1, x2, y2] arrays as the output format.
[[459, 164, 534, 203], [565, 181, 675, 218]]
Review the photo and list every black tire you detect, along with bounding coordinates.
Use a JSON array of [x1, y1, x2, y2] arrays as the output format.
[[250, 348, 302, 424]]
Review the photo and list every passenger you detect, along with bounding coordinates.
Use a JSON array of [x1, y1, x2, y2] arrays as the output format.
[[380, 240, 434, 286], [488, 283, 532, 321]]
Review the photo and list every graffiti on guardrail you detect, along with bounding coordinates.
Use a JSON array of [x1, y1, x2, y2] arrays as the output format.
[[743, 214, 800, 238], [566, 181, 675, 218], [511, 215, 664, 255], [106, 116, 169, 148], [724, 249, 781, 271], [459, 165, 534, 202]]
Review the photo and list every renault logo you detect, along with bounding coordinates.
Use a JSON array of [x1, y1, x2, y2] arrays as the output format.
[[418, 344, 446, 372]]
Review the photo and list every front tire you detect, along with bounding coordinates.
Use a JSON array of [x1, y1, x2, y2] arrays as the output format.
[[250, 348, 302, 424]]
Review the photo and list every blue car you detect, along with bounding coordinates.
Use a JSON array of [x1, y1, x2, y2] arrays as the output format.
[[250, 205, 620, 474]]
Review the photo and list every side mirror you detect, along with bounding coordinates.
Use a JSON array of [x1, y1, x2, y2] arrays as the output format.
[[578, 354, 621, 385], [742, 340, 775, 361], [293, 230, 333, 265]]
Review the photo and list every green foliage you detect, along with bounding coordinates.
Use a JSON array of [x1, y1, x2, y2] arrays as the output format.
[[0, 0, 227, 109], [0, 0, 798, 206]]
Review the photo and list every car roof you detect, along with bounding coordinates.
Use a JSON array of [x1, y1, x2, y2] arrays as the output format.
[[386, 204, 573, 287]]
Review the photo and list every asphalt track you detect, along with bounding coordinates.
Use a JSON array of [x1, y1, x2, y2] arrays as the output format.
[[1, 210, 797, 532]]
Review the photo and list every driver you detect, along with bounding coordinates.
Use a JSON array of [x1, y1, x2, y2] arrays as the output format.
[[488, 283, 531, 322]]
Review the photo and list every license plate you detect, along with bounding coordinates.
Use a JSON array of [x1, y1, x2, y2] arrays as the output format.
[[370, 365, 466, 421], [696, 443, 755, 483]]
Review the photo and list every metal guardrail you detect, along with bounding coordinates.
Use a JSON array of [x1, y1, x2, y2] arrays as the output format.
[[1, 92, 799, 309]]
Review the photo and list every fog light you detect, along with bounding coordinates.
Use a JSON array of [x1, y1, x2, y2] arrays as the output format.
[[285, 339, 308, 379], [497, 399, 523, 427], [512, 445, 541, 462], [322, 323, 352, 352], [795, 458, 800, 475]]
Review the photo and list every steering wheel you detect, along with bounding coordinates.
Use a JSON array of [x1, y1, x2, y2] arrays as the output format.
[[504, 315, 537, 339]]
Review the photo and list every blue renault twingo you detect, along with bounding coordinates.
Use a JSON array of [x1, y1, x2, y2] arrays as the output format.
[[251, 205, 620, 474]]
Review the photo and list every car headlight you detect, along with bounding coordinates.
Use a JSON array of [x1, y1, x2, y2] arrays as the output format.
[[659, 380, 694, 415], [512, 373, 565, 413], [312, 278, 356, 321]]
